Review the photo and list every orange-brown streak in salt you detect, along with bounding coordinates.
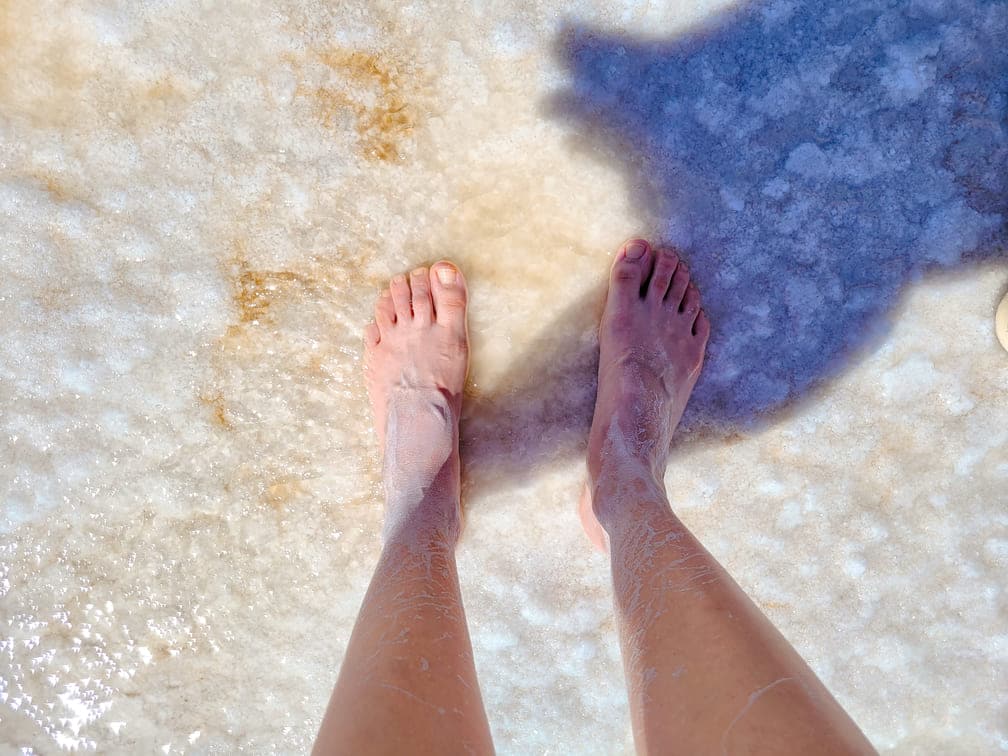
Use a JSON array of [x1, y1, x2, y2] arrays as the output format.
[[118, 76, 194, 131], [234, 268, 310, 324], [0, 0, 193, 132], [297, 48, 415, 163], [41, 174, 69, 202], [27, 170, 100, 212], [224, 240, 318, 328], [210, 242, 369, 508], [226, 239, 387, 328], [201, 239, 391, 513], [264, 477, 309, 511], [199, 391, 233, 430]]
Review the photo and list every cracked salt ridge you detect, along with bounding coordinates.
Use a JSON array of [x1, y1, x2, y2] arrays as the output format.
[[1, 0, 1006, 752]]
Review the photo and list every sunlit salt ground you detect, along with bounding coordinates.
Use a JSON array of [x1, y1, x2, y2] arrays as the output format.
[[2, 0, 1007, 752]]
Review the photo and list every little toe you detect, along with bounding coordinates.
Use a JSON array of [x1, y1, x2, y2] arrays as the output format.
[[363, 322, 380, 346], [666, 262, 690, 310], [390, 273, 412, 321], [375, 289, 395, 331], [694, 309, 711, 341], [430, 261, 468, 332], [680, 283, 701, 319], [609, 239, 654, 304], [647, 247, 680, 304], [410, 267, 433, 325]]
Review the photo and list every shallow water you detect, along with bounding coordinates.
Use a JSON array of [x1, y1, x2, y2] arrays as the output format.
[[2, 0, 1007, 752]]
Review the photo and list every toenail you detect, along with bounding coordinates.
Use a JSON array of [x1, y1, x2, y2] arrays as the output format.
[[393, 274, 406, 284], [625, 241, 647, 260], [436, 266, 456, 285], [412, 267, 426, 276]]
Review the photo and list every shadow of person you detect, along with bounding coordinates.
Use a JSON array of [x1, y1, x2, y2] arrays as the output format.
[[461, 0, 1007, 493], [461, 282, 607, 494]]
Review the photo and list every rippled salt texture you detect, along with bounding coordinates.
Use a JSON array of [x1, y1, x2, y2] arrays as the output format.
[[1, 0, 1006, 752]]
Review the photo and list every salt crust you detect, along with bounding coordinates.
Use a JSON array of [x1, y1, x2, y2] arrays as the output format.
[[1, 0, 1006, 753]]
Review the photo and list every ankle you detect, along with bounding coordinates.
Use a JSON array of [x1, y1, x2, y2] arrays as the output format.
[[382, 489, 461, 548], [590, 461, 667, 500], [383, 521, 460, 551], [382, 452, 462, 544], [589, 462, 669, 529], [587, 411, 669, 483], [588, 450, 666, 489]]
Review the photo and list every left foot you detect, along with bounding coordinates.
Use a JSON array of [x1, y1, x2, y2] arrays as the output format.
[[363, 263, 470, 543]]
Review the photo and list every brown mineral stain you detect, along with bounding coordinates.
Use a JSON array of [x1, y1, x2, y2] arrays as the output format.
[[120, 75, 195, 130], [224, 238, 387, 332], [26, 170, 99, 210], [199, 391, 232, 430], [205, 239, 385, 511], [145, 78, 185, 103], [234, 268, 308, 324], [264, 477, 308, 511], [296, 48, 416, 163], [225, 241, 320, 329], [43, 175, 68, 202], [0, 0, 193, 132], [306, 353, 332, 380], [761, 601, 791, 610], [33, 279, 75, 311], [0, 1, 101, 128]]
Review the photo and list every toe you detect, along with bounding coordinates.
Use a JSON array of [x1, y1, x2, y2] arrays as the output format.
[[375, 289, 395, 331], [390, 273, 412, 321], [363, 322, 380, 346], [694, 309, 710, 341], [430, 261, 468, 331], [410, 267, 433, 325], [666, 262, 690, 310], [647, 247, 680, 303], [609, 238, 653, 303], [680, 283, 701, 320]]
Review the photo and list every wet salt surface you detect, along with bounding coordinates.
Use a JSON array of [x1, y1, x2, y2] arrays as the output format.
[[2, 0, 1007, 752]]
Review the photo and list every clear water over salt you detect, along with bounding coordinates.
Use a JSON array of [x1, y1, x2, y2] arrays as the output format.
[[2, 0, 1006, 752]]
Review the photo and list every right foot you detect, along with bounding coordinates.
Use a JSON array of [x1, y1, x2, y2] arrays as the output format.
[[582, 239, 710, 549]]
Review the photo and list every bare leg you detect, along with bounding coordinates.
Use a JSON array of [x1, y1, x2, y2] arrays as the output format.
[[314, 264, 494, 755], [584, 240, 875, 755]]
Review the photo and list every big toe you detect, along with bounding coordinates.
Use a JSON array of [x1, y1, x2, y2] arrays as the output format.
[[430, 261, 468, 332], [609, 239, 654, 304]]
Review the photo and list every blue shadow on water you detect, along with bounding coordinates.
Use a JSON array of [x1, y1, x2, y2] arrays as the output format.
[[463, 0, 1007, 485]]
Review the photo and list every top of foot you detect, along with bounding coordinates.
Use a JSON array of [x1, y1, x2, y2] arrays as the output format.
[[363, 263, 470, 543], [363, 262, 470, 453], [586, 238, 710, 487]]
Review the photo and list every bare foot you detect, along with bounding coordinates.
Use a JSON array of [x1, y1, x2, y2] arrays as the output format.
[[363, 262, 469, 544], [580, 239, 710, 551]]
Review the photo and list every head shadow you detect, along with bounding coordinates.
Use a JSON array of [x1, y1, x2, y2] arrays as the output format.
[[462, 0, 1007, 492]]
